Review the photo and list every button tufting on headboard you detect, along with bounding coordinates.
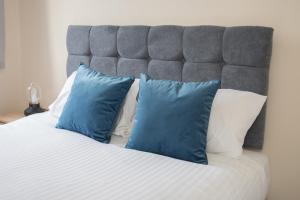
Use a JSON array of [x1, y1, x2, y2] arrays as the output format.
[[66, 25, 273, 149]]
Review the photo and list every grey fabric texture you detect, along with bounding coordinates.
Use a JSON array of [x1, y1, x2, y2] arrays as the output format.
[[118, 58, 148, 77], [90, 57, 117, 75], [66, 25, 273, 149], [183, 26, 225, 63]]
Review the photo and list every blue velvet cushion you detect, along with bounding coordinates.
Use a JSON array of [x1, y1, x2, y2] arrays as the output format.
[[56, 65, 134, 143], [126, 74, 220, 164]]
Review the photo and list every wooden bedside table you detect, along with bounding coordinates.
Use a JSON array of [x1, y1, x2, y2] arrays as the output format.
[[0, 113, 24, 124]]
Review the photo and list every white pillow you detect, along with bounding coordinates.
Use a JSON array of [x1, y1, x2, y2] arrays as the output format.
[[48, 71, 77, 118], [49, 71, 139, 137], [113, 79, 139, 137], [206, 89, 267, 158]]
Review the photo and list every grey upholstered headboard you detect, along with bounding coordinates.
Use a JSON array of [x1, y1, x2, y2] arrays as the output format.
[[66, 25, 273, 149]]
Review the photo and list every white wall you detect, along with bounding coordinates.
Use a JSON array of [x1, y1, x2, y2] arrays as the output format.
[[0, 0, 5, 68], [0, 0, 23, 114], [1, 0, 299, 199]]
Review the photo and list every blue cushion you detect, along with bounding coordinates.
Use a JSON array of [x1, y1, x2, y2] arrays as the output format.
[[126, 74, 220, 164], [56, 65, 134, 143]]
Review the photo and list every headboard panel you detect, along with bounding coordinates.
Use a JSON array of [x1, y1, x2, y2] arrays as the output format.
[[66, 25, 273, 149]]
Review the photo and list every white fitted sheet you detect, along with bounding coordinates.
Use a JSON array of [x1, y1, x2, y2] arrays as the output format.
[[0, 112, 269, 200]]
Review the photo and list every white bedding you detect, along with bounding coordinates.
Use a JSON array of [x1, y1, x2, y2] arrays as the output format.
[[0, 112, 269, 200]]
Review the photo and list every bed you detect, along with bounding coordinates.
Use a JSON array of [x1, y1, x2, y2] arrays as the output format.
[[0, 25, 273, 200], [0, 113, 269, 200]]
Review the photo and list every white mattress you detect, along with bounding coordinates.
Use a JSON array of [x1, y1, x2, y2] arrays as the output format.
[[0, 112, 269, 200]]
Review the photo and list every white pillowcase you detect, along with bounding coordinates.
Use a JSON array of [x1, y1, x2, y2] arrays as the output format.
[[48, 71, 77, 118], [48, 71, 139, 137], [113, 79, 139, 137], [207, 89, 267, 158]]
